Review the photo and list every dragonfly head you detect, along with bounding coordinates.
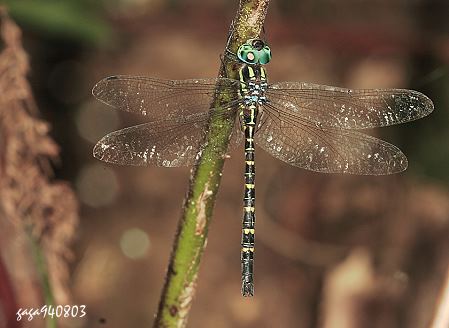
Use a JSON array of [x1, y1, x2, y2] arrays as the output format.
[[237, 38, 272, 65]]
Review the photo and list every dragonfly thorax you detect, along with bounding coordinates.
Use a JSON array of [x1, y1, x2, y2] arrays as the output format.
[[239, 65, 268, 107], [243, 81, 268, 106]]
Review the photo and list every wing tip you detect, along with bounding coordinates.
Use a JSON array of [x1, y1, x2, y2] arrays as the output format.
[[91, 75, 121, 98], [386, 148, 408, 175], [395, 156, 408, 174], [421, 92, 435, 115], [92, 140, 106, 161], [409, 89, 435, 117]]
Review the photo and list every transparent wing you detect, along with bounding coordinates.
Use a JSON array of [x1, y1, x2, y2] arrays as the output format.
[[255, 104, 408, 175], [92, 75, 241, 120], [267, 82, 434, 129], [93, 110, 242, 167]]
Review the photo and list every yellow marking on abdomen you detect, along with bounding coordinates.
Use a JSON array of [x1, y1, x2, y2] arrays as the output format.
[[245, 161, 255, 165], [245, 184, 255, 189], [242, 247, 255, 252], [244, 207, 255, 212], [243, 228, 255, 234]]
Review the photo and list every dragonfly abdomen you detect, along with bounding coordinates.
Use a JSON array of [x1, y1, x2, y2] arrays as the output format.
[[241, 106, 257, 297], [239, 63, 268, 297]]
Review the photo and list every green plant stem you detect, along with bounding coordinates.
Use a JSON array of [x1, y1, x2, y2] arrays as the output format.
[[27, 228, 56, 328], [153, 1, 270, 327]]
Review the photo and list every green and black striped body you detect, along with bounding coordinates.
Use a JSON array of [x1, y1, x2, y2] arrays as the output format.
[[238, 64, 267, 297]]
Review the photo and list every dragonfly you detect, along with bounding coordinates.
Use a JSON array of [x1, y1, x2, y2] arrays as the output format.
[[92, 38, 434, 297]]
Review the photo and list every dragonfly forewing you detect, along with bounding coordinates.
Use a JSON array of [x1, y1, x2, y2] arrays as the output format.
[[92, 75, 241, 121], [267, 82, 434, 130]]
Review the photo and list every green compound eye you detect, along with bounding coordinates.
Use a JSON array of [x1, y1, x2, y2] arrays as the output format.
[[258, 45, 272, 64], [237, 39, 272, 65], [237, 44, 258, 64]]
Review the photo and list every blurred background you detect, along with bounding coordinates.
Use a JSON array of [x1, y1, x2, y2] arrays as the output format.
[[1, 0, 449, 327]]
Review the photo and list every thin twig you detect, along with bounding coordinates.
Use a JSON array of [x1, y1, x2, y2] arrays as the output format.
[[152, 1, 270, 327]]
